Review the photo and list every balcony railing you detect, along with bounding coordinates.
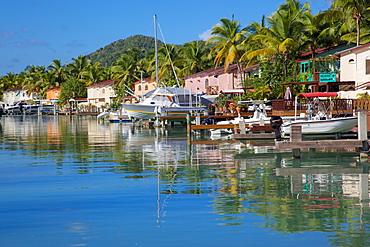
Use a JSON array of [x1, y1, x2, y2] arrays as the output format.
[[272, 98, 356, 113]]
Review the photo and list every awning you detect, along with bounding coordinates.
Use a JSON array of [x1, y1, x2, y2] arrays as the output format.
[[298, 92, 338, 98], [220, 89, 244, 94]]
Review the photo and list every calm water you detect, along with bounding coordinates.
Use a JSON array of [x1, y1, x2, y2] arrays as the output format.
[[1, 115, 370, 247]]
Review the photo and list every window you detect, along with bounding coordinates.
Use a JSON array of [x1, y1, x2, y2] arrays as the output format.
[[349, 59, 355, 64], [205, 79, 209, 87], [145, 85, 148, 90], [138, 85, 141, 91], [366, 57, 370, 74]]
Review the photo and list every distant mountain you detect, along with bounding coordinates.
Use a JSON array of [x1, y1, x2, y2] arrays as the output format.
[[86, 35, 164, 66]]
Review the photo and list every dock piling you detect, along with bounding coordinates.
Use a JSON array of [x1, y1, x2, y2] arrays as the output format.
[[186, 113, 191, 136], [358, 111, 369, 152]]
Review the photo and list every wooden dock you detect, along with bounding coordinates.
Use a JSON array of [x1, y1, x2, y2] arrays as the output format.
[[275, 139, 364, 150], [275, 112, 369, 158]]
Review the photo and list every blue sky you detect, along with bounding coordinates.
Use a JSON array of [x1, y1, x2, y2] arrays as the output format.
[[0, 0, 331, 76]]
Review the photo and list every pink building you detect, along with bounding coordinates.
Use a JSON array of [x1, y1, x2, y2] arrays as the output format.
[[183, 64, 259, 95]]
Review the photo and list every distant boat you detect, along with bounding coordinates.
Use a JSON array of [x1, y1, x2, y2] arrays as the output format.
[[122, 15, 206, 120], [5, 102, 58, 115], [97, 109, 132, 123]]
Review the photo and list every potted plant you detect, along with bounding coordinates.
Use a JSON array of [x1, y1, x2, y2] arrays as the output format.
[[228, 103, 237, 113], [235, 103, 245, 114], [215, 94, 229, 112]]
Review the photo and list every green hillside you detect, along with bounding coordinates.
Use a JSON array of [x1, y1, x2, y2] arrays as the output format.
[[86, 35, 164, 66]]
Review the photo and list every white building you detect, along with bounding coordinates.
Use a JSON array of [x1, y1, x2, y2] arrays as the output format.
[[336, 43, 370, 98], [86, 80, 116, 108], [2, 87, 38, 105]]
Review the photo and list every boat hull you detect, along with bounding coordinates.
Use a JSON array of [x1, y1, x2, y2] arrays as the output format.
[[282, 116, 358, 135], [121, 104, 158, 120], [122, 103, 206, 120]]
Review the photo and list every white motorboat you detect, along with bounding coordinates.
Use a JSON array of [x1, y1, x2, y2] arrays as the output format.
[[97, 111, 110, 119], [281, 115, 358, 135], [281, 92, 358, 136], [97, 109, 132, 123], [122, 87, 206, 120]]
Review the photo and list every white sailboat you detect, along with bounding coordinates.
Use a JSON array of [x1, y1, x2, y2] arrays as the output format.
[[122, 15, 206, 120]]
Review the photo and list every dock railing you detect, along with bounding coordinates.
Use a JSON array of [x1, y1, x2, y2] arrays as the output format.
[[272, 98, 358, 114]]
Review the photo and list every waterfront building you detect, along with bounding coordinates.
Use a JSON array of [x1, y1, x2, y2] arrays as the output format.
[[45, 86, 61, 104], [336, 43, 370, 90], [86, 80, 116, 108], [2, 86, 39, 105], [133, 77, 156, 96], [183, 64, 258, 96]]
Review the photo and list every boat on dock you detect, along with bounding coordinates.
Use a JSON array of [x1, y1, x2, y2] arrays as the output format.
[[281, 92, 358, 136], [281, 115, 358, 136], [122, 87, 207, 120], [122, 15, 207, 120], [97, 109, 132, 123], [5, 102, 59, 115]]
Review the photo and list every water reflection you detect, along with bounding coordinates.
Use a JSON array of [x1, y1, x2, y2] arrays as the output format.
[[1, 115, 370, 246]]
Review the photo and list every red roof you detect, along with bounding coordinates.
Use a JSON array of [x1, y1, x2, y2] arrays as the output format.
[[298, 92, 338, 98], [133, 77, 155, 85], [4, 86, 23, 92], [46, 86, 61, 91], [335, 42, 370, 55], [86, 80, 115, 88], [300, 47, 331, 57]]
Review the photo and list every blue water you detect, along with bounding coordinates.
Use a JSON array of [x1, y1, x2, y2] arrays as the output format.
[[1, 115, 369, 247]]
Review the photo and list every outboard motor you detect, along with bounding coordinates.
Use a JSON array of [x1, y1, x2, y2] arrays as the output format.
[[270, 116, 283, 141], [202, 117, 216, 125]]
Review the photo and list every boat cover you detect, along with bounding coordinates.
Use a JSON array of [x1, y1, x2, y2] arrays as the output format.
[[298, 92, 338, 98]]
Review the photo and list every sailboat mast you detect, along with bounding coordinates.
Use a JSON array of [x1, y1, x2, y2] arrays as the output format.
[[154, 14, 159, 88]]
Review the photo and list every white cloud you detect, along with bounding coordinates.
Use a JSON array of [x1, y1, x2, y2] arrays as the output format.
[[1, 31, 17, 38], [198, 29, 212, 41]]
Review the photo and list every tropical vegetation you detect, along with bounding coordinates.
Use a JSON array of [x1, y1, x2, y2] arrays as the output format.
[[1, 0, 370, 105]]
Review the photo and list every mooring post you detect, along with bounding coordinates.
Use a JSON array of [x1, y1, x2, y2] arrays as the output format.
[[358, 111, 369, 152], [196, 113, 201, 125], [239, 120, 246, 134], [291, 125, 302, 158], [290, 126, 302, 142], [186, 113, 191, 136]]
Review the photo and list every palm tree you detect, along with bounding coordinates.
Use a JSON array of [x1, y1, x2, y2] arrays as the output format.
[[48, 59, 66, 85], [21, 65, 50, 97], [100, 66, 115, 81], [67, 55, 91, 79], [178, 41, 213, 78], [157, 44, 182, 87], [246, 0, 309, 77], [239, 16, 267, 67], [112, 54, 140, 90], [330, 0, 370, 46], [207, 15, 246, 80], [0, 72, 21, 91], [80, 62, 105, 86], [301, 11, 332, 59]]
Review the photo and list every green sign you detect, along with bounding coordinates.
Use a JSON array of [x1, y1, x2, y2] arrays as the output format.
[[320, 73, 336, 83]]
